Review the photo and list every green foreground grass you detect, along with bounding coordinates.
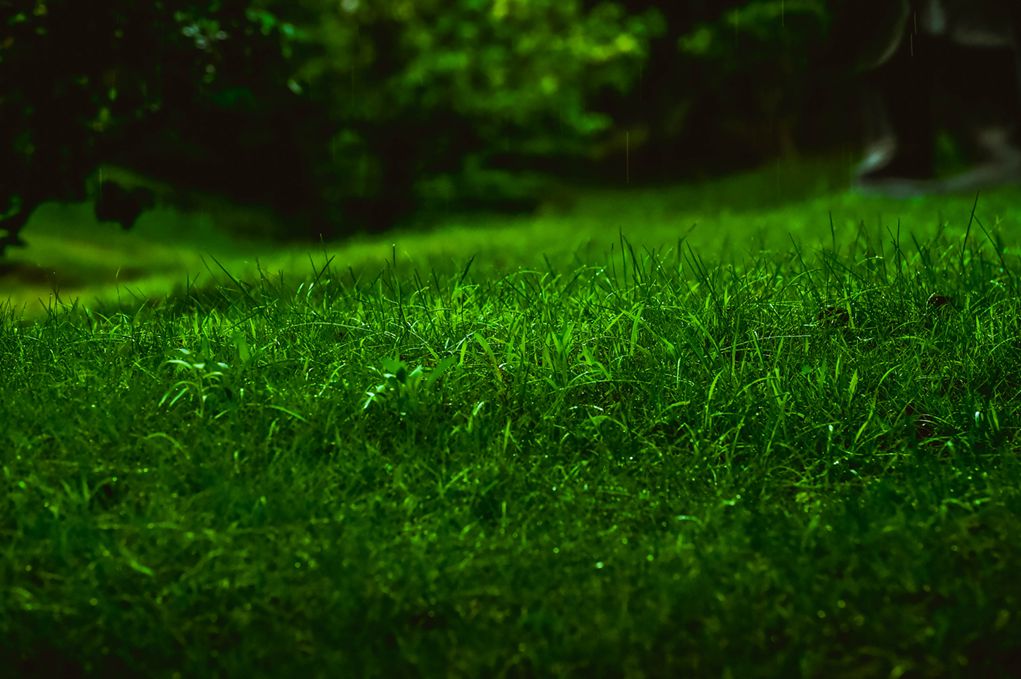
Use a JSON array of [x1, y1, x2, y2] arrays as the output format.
[[3, 164, 1021, 676]]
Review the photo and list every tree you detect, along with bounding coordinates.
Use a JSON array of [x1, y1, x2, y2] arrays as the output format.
[[258, 0, 663, 229]]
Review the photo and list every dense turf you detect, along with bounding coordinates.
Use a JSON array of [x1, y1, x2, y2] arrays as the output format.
[[3, 167, 1021, 676]]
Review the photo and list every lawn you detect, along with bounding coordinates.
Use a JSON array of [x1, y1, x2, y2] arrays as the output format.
[[3, 158, 1021, 676]]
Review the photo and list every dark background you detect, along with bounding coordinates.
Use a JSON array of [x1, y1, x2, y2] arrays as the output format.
[[0, 0, 878, 251]]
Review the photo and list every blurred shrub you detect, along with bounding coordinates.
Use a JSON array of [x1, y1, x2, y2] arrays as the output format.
[[242, 0, 664, 230]]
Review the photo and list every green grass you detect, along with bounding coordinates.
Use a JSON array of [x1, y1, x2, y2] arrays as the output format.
[[8, 155, 1021, 316], [3, 159, 1021, 676]]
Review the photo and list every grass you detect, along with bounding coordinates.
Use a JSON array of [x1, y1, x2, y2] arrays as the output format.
[[3, 159, 1021, 676], [8, 154, 1021, 315]]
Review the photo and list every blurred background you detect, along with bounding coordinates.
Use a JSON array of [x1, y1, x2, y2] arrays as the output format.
[[0, 0, 876, 248]]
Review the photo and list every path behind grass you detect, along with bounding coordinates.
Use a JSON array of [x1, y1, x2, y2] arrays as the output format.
[[3, 160, 1021, 675]]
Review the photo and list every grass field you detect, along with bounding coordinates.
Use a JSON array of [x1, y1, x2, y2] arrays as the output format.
[[3, 159, 1021, 676]]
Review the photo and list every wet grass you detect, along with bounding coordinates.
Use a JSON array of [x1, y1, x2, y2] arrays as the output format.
[[3, 163, 1021, 676]]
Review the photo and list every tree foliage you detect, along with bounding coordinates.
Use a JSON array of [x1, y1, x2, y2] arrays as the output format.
[[256, 0, 663, 227]]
